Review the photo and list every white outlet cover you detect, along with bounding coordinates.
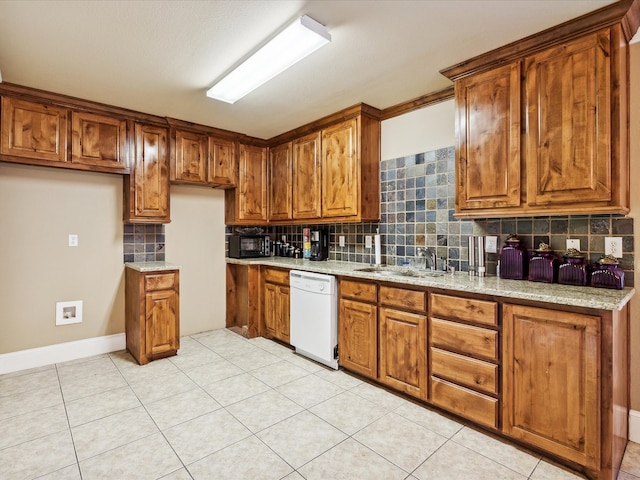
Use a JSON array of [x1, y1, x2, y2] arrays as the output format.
[[485, 236, 498, 253], [365, 236, 372, 248], [566, 239, 581, 251], [56, 300, 83, 325], [604, 237, 623, 258], [68, 234, 78, 247]]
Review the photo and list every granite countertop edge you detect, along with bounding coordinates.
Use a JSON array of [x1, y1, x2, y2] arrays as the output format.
[[226, 257, 635, 311], [125, 261, 182, 272]]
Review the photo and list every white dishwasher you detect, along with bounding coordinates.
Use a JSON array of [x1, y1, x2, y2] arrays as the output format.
[[289, 270, 338, 369]]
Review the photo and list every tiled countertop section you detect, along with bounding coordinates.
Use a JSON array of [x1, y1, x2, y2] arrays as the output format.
[[227, 257, 634, 311], [125, 261, 181, 272]]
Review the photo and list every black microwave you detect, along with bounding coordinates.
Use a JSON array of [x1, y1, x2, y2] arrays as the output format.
[[228, 235, 271, 258]]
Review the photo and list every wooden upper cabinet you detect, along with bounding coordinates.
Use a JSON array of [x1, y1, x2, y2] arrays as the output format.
[[124, 123, 170, 223], [455, 62, 521, 211], [71, 111, 127, 170], [292, 131, 322, 219], [1, 96, 68, 163], [268, 142, 292, 221], [208, 136, 236, 187], [322, 118, 358, 218], [171, 129, 207, 183], [525, 30, 613, 207], [236, 143, 267, 223], [449, 23, 629, 218]]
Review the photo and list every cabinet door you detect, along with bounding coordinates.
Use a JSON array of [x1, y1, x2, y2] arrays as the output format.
[[1, 97, 68, 163], [145, 289, 178, 359], [268, 142, 292, 221], [379, 307, 427, 400], [209, 137, 236, 187], [338, 298, 377, 379], [293, 131, 321, 219], [276, 285, 290, 343], [322, 119, 358, 218], [237, 144, 267, 222], [71, 111, 127, 170], [525, 30, 612, 207], [126, 123, 170, 223], [455, 63, 521, 210], [172, 130, 206, 183], [503, 304, 600, 469], [264, 282, 278, 338]]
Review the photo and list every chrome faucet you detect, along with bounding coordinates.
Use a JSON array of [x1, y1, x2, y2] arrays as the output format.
[[416, 246, 437, 270]]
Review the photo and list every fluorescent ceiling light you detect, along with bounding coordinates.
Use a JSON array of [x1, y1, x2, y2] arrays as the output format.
[[206, 15, 331, 104]]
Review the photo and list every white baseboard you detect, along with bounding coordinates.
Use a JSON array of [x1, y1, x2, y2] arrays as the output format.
[[0, 333, 126, 375], [630, 410, 640, 444]]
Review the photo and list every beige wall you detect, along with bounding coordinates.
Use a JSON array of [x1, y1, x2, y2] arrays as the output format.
[[0, 163, 125, 354], [164, 185, 227, 335], [381, 99, 455, 161], [628, 41, 640, 411]]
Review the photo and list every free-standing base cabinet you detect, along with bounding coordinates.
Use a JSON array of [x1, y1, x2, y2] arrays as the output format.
[[125, 266, 180, 365]]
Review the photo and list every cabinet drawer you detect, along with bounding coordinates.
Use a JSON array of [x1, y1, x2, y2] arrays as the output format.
[[430, 377, 498, 429], [430, 318, 498, 361], [144, 272, 176, 292], [430, 293, 497, 326], [431, 347, 498, 395], [340, 280, 377, 303], [263, 268, 289, 285], [379, 286, 426, 312]]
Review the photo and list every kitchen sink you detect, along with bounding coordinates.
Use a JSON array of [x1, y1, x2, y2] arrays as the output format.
[[353, 267, 445, 278]]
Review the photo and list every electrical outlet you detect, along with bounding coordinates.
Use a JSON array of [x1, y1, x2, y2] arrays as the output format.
[[339, 235, 345, 247], [604, 237, 623, 258], [485, 236, 498, 253], [566, 239, 580, 251], [365, 236, 372, 248], [68, 234, 78, 247]]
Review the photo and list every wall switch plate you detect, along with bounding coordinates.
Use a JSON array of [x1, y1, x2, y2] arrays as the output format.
[[566, 239, 581, 251], [604, 237, 623, 258], [485, 236, 498, 253], [56, 300, 83, 326], [365, 235, 372, 248], [68, 234, 78, 247], [339, 235, 345, 247]]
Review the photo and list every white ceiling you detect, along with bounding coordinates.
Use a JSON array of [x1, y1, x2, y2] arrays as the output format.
[[0, 0, 618, 139]]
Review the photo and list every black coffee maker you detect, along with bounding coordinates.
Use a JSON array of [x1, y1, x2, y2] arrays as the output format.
[[310, 229, 329, 261]]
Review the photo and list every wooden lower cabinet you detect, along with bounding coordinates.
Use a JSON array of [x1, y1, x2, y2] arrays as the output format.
[[379, 306, 427, 400], [263, 268, 290, 343], [503, 304, 601, 474], [125, 267, 180, 365], [338, 279, 378, 379], [429, 293, 500, 429]]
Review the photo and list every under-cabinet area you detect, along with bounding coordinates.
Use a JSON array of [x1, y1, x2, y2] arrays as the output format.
[[225, 257, 634, 480]]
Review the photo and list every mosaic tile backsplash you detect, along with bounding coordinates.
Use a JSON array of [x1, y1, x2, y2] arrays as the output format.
[[123, 224, 165, 263], [224, 145, 634, 286]]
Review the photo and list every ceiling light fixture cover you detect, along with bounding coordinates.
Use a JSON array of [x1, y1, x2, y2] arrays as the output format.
[[206, 14, 331, 104]]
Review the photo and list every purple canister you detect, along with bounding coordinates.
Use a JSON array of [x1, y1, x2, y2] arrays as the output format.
[[499, 235, 528, 280], [591, 255, 625, 290], [558, 248, 590, 286], [528, 242, 558, 283]]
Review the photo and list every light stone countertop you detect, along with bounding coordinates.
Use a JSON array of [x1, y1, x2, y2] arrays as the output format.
[[125, 261, 181, 272], [226, 257, 634, 311]]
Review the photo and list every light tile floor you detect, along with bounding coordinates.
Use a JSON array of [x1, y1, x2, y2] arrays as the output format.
[[1, 328, 639, 480]]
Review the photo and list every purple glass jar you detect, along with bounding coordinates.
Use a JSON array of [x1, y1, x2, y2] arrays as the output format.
[[591, 255, 625, 290], [500, 235, 528, 280], [528, 243, 558, 283], [558, 248, 590, 286]]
